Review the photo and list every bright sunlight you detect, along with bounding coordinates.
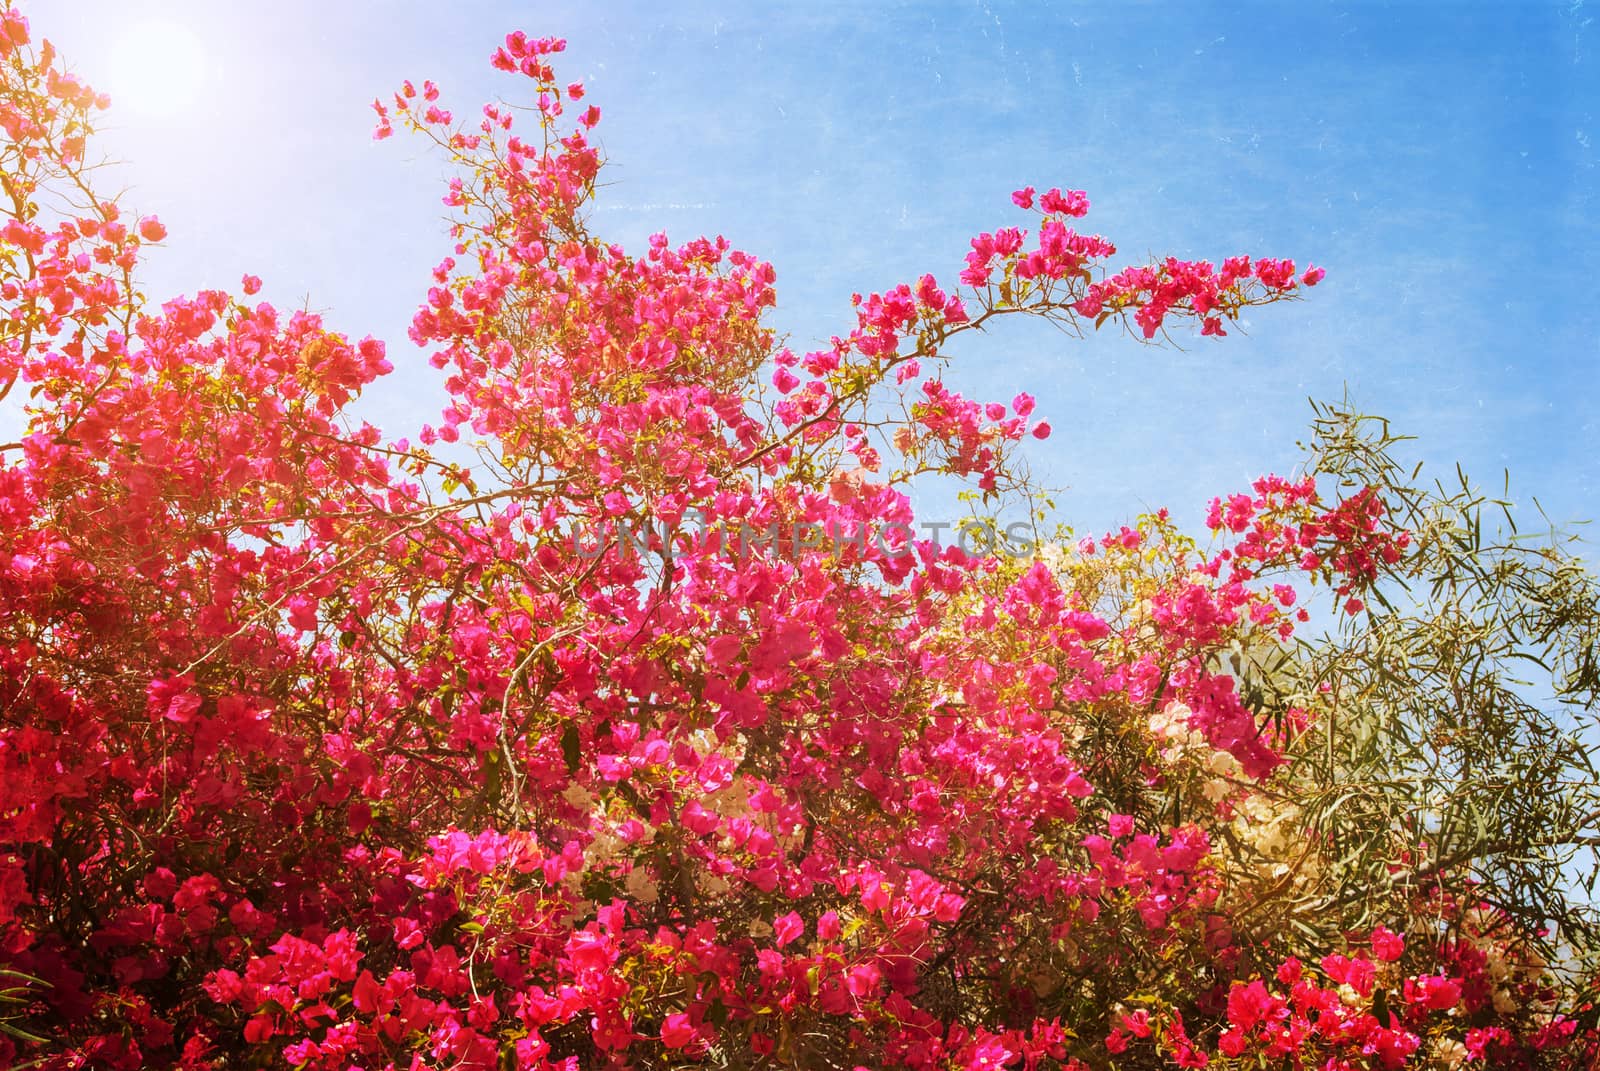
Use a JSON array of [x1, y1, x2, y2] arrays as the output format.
[[98, 18, 209, 119]]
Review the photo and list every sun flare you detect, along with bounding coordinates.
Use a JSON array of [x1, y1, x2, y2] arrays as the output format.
[[101, 19, 210, 120]]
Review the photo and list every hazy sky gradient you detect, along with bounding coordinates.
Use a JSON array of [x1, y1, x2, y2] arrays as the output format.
[[38, 0, 1599, 549]]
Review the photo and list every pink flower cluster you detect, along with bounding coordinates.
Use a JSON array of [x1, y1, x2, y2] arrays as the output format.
[[0, 10, 1593, 1071]]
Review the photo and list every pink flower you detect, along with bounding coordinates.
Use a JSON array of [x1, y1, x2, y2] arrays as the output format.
[[1370, 924, 1404, 962], [1039, 187, 1090, 217], [1405, 974, 1462, 1012], [1031, 421, 1051, 440], [1121, 1009, 1153, 1038], [773, 911, 804, 947], [566, 930, 615, 972], [1012, 392, 1035, 417], [860, 874, 890, 913], [845, 962, 881, 997], [1302, 265, 1326, 286], [138, 217, 167, 242], [1011, 186, 1036, 209], [241, 274, 262, 296], [287, 595, 318, 633], [1322, 953, 1376, 996], [1226, 979, 1277, 1031], [660, 1012, 695, 1049]]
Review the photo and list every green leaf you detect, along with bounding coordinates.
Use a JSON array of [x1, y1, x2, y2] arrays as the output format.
[[1372, 985, 1391, 1027], [0, 1021, 49, 1043], [562, 723, 581, 774]]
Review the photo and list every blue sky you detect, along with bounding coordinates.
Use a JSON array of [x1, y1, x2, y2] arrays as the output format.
[[37, 1, 1599, 550]]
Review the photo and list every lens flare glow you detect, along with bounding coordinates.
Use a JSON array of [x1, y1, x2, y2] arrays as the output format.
[[101, 20, 210, 120]]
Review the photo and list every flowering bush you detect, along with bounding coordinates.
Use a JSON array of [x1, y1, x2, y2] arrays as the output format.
[[2, 6, 1598, 1069]]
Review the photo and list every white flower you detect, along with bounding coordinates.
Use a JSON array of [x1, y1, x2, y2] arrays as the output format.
[[1206, 750, 1242, 778], [1150, 700, 1193, 740], [1433, 1038, 1467, 1070], [559, 899, 596, 928], [586, 831, 620, 864], [625, 866, 659, 903], [1036, 541, 1067, 570]]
